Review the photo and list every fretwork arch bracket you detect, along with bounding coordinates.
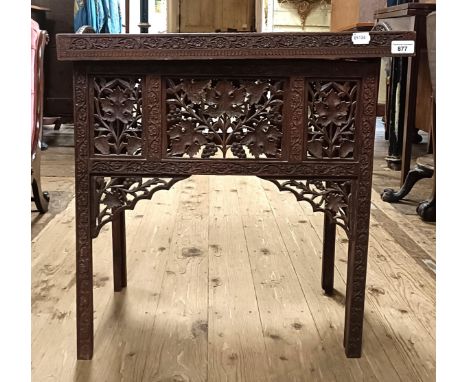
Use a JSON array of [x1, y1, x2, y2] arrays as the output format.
[[92, 175, 352, 239], [263, 178, 352, 236], [92, 176, 188, 238]]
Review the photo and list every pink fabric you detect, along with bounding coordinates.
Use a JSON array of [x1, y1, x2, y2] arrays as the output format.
[[31, 19, 40, 151]]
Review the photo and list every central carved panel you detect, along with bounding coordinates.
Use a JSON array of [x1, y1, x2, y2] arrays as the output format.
[[165, 78, 285, 159]]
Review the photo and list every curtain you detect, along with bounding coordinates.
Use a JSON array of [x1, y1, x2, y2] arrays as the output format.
[[74, 0, 122, 33]]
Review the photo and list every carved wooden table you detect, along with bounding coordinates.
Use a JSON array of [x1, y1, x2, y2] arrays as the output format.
[[57, 31, 414, 360]]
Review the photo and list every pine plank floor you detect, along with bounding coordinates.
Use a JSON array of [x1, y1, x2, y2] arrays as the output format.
[[32, 122, 435, 381]]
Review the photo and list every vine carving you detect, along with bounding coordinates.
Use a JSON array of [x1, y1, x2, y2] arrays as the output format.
[[266, 179, 351, 235], [307, 81, 358, 159], [93, 77, 143, 156], [165, 78, 284, 159], [92, 176, 187, 237]]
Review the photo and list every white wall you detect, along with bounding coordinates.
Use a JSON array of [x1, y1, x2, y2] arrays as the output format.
[[262, 0, 331, 32]]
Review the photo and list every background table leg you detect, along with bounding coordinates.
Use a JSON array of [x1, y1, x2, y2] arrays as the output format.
[[112, 210, 127, 292], [321, 213, 336, 295]]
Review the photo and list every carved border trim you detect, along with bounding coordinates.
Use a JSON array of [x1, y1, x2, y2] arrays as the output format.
[[57, 32, 416, 61], [146, 75, 162, 160], [288, 77, 305, 162], [89, 160, 359, 177]]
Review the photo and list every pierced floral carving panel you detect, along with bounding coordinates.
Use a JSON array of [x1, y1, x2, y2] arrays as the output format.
[[306, 81, 358, 160], [93, 77, 143, 156], [92, 176, 186, 237], [165, 78, 285, 159], [267, 178, 352, 235]]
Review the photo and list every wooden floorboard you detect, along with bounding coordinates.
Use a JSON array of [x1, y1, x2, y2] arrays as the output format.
[[32, 121, 435, 381]]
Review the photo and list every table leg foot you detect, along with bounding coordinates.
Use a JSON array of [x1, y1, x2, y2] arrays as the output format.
[[381, 164, 433, 203], [322, 213, 336, 295]]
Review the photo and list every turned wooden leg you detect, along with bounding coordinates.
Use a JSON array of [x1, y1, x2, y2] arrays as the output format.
[[112, 210, 127, 292], [381, 164, 433, 203], [31, 177, 50, 213], [75, 184, 94, 360], [31, 149, 50, 213], [322, 213, 336, 295]]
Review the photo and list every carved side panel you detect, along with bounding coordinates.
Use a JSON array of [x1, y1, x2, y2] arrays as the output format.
[[92, 176, 187, 238], [165, 78, 285, 159], [266, 178, 351, 235], [93, 77, 143, 156], [306, 81, 358, 160]]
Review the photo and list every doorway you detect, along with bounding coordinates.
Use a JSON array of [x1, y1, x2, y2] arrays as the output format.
[[169, 0, 258, 33]]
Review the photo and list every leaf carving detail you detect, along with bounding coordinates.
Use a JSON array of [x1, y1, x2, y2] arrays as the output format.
[[168, 121, 208, 157], [166, 78, 284, 159]]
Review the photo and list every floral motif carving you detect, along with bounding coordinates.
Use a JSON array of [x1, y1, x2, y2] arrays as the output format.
[[266, 179, 351, 234], [165, 78, 284, 159], [289, 77, 306, 161], [146, 76, 162, 160], [92, 176, 187, 237], [307, 81, 358, 159], [90, 160, 359, 177], [93, 77, 143, 156], [57, 32, 415, 61]]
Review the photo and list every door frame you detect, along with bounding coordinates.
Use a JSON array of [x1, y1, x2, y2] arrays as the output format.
[[167, 0, 264, 32]]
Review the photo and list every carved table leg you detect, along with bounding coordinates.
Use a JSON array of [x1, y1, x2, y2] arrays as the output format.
[[381, 164, 433, 203], [75, 181, 94, 360], [322, 213, 336, 295], [343, 179, 372, 358], [112, 210, 127, 292]]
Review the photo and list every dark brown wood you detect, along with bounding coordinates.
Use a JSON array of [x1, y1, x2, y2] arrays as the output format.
[[322, 213, 336, 295], [112, 210, 127, 291], [125, 0, 130, 33], [336, 22, 375, 32], [374, 2, 436, 19], [56, 31, 416, 61], [374, 3, 435, 184], [57, 31, 412, 360], [383, 10, 436, 222]]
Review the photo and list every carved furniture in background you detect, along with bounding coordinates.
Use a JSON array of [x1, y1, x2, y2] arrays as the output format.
[[374, 2, 435, 184], [381, 10, 435, 221], [32, 0, 75, 123], [57, 30, 415, 360], [32, 4, 63, 136], [31, 23, 49, 213]]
